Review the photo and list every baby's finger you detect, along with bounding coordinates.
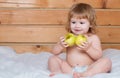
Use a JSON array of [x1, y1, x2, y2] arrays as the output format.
[[60, 36, 65, 40], [77, 45, 85, 50], [62, 42, 69, 47], [64, 44, 69, 47]]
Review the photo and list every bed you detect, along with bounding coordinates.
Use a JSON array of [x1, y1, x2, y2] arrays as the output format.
[[0, 46, 120, 78]]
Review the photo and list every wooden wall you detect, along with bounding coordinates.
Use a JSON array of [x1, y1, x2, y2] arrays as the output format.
[[0, 0, 120, 53]]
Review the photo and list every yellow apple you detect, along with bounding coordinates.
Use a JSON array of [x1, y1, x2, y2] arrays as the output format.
[[65, 33, 76, 46], [75, 35, 87, 45]]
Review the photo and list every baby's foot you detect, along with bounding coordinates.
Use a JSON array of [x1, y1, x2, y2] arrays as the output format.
[[49, 72, 60, 77], [73, 72, 82, 78], [49, 73, 55, 77]]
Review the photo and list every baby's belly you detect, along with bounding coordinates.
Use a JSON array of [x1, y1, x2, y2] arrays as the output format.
[[66, 51, 93, 67]]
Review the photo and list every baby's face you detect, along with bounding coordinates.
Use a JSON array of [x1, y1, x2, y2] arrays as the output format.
[[70, 17, 90, 35]]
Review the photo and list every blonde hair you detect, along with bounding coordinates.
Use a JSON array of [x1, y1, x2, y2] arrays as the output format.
[[66, 3, 96, 34]]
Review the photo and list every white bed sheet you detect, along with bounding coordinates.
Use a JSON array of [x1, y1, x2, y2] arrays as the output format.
[[0, 46, 120, 78]]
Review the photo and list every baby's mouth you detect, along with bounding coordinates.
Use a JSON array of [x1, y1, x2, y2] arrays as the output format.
[[74, 29, 81, 32]]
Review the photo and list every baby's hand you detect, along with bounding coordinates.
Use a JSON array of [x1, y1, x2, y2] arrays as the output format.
[[59, 36, 69, 47], [76, 41, 91, 51]]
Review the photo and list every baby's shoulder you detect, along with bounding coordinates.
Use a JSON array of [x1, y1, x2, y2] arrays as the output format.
[[87, 34, 100, 41], [89, 34, 99, 38]]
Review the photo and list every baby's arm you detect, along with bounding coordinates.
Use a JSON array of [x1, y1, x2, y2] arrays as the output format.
[[51, 36, 68, 55], [86, 35, 103, 60], [51, 42, 64, 55]]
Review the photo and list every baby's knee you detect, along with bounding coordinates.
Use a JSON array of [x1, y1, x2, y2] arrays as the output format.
[[48, 55, 61, 63], [103, 57, 112, 65], [102, 57, 112, 71], [48, 56, 59, 68]]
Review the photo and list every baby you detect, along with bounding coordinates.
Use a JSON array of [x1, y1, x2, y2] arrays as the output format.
[[48, 3, 112, 78]]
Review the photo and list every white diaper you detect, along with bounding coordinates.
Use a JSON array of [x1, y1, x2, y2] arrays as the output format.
[[73, 65, 88, 73]]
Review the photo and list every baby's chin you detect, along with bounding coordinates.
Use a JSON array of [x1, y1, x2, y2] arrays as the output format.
[[71, 30, 85, 35], [74, 31, 84, 34], [73, 33, 84, 35]]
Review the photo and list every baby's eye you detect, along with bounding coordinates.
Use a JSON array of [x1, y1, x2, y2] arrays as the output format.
[[80, 22, 85, 24], [71, 21, 76, 24]]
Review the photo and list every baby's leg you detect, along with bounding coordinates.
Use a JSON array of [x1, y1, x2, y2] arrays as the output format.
[[61, 60, 73, 74], [82, 57, 112, 77], [48, 55, 63, 73], [48, 55, 72, 74]]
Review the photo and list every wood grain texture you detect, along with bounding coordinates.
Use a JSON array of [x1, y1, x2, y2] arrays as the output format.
[[0, 9, 120, 25], [106, 0, 120, 9], [97, 26, 120, 43], [2, 44, 120, 53], [0, 25, 120, 43], [0, 0, 120, 52], [0, 0, 120, 9], [0, 25, 67, 43]]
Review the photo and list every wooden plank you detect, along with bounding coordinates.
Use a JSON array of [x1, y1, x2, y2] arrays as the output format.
[[106, 0, 120, 9], [9, 45, 53, 54], [0, 25, 120, 43], [97, 26, 120, 43], [0, 0, 119, 9], [76, 0, 120, 9], [96, 10, 120, 26], [0, 9, 120, 25], [0, 0, 51, 8], [0, 25, 67, 43], [1, 44, 120, 53], [0, 0, 105, 9], [0, 9, 68, 25], [102, 44, 120, 50]]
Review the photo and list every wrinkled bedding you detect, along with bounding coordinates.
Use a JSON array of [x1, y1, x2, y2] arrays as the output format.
[[0, 46, 120, 78]]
